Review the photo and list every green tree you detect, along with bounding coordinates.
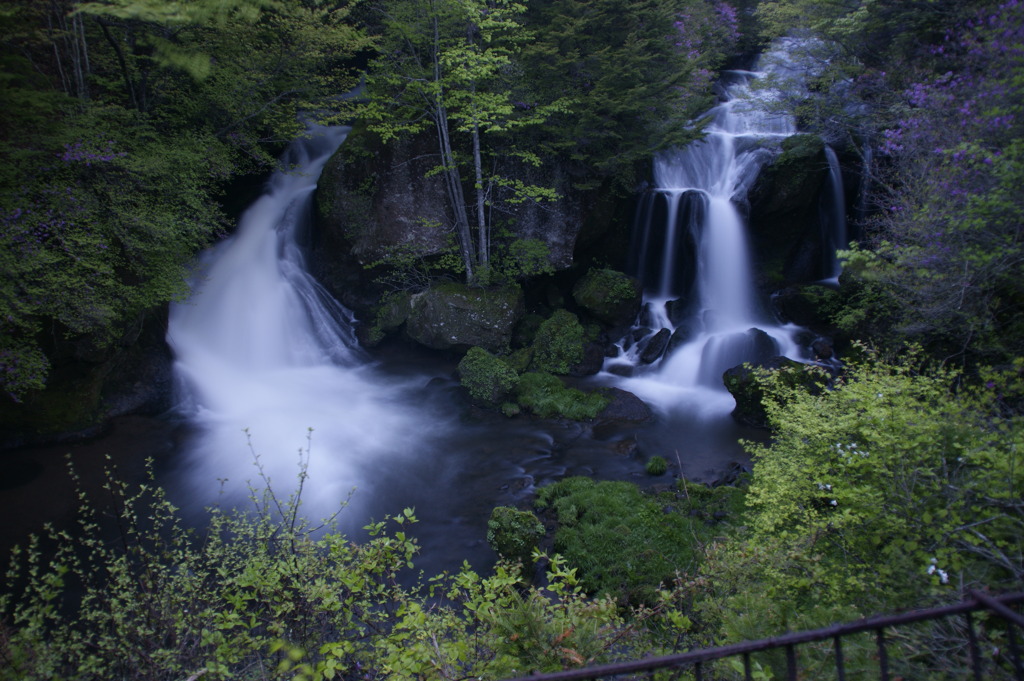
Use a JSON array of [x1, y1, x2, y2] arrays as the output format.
[[518, 0, 738, 189], [701, 349, 1024, 648], [363, 0, 564, 284]]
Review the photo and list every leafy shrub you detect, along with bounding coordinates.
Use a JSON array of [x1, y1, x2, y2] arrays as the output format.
[[530, 309, 585, 375], [700, 348, 1024, 652], [0, 461, 682, 680], [486, 506, 545, 567], [515, 372, 609, 420], [645, 456, 668, 476], [0, 458, 420, 681], [458, 346, 520, 406]]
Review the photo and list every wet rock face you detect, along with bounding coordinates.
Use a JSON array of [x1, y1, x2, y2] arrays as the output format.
[[313, 127, 589, 309], [639, 328, 671, 364], [404, 283, 525, 354], [316, 127, 451, 268], [746, 133, 833, 287]]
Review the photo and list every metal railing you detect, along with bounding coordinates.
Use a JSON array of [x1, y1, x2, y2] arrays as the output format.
[[501, 590, 1024, 681]]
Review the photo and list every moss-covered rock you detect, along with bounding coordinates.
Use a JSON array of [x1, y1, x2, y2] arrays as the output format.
[[515, 372, 609, 420], [571, 268, 643, 327], [457, 347, 519, 407], [404, 283, 525, 354], [486, 506, 545, 567], [530, 309, 585, 375]]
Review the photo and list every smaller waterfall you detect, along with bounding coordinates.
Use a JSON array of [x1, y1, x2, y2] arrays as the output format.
[[821, 145, 847, 282]]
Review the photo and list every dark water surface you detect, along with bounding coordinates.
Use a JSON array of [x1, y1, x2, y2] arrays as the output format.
[[0, 340, 760, 583]]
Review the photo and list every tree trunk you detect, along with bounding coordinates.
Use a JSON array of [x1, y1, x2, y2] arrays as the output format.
[[472, 117, 487, 270], [431, 16, 475, 282]]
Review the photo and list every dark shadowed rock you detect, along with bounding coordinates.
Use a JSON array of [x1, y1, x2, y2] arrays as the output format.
[[747, 133, 833, 287], [747, 328, 780, 366], [811, 337, 834, 360], [595, 388, 654, 425], [665, 298, 689, 326], [639, 328, 671, 364], [666, 323, 695, 356], [772, 284, 840, 331], [405, 283, 525, 354], [570, 342, 607, 377]]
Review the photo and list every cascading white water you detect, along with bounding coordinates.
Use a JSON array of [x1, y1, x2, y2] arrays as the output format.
[[167, 125, 438, 519], [606, 41, 822, 413]]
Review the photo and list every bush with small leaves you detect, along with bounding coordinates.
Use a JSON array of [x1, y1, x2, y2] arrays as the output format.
[[487, 506, 545, 568], [530, 309, 585, 375]]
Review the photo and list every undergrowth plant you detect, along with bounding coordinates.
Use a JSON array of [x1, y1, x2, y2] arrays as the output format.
[[0, 438, 696, 680]]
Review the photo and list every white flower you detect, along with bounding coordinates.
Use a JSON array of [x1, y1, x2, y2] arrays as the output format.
[[926, 558, 949, 583], [830, 499, 838, 506]]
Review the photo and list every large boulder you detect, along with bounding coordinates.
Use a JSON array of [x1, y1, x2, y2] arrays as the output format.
[[746, 134, 834, 287], [723, 356, 828, 430], [572, 268, 643, 327], [405, 283, 525, 354], [595, 387, 654, 425]]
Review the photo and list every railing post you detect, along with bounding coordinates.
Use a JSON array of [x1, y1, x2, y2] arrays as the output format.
[[785, 644, 797, 681], [743, 652, 752, 681], [1008, 617, 1024, 681], [834, 635, 846, 681], [966, 611, 983, 681], [877, 628, 890, 681]]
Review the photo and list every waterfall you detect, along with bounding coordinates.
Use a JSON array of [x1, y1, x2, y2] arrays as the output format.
[[167, 124, 436, 520], [607, 41, 818, 413], [821, 145, 847, 281]]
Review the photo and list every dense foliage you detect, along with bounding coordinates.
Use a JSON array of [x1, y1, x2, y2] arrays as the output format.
[[0, 461, 699, 680], [536, 477, 745, 606]]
